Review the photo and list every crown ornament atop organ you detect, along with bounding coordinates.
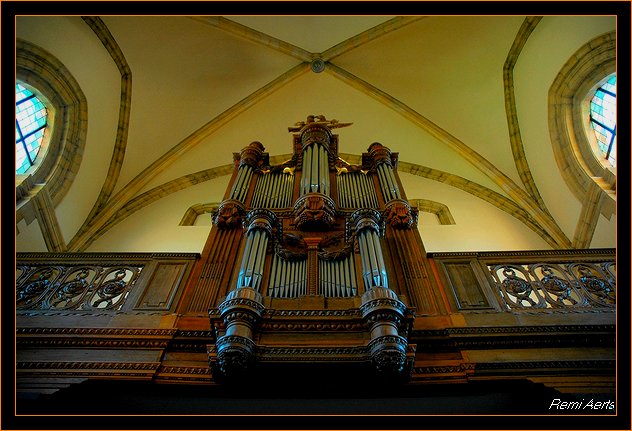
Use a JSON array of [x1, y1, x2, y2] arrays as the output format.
[[178, 115, 444, 382]]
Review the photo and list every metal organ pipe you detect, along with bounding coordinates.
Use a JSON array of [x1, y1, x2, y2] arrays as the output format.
[[351, 210, 389, 291], [301, 143, 330, 196], [311, 144, 319, 192], [337, 172, 378, 209], [229, 164, 252, 202], [377, 163, 401, 202], [317, 254, 357, 298], [268, 253, 307, 298], [234, 210, 276, 293], [252, 171, 294, 209]]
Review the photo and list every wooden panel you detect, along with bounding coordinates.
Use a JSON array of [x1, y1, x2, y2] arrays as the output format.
[[442, 262, 492, 310], [135, 263, 186, 311]]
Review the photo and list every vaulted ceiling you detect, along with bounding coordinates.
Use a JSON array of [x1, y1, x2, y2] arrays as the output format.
[[14, 13, 618, 253]]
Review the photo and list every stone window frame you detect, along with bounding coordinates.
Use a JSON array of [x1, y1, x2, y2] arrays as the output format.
[[16, 38, 88, 251], [548, 31, 616, 216]]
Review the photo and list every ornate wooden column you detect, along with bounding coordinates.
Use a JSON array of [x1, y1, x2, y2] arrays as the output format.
[[351, 209, 411, 376], [213, 209, 277, 378]]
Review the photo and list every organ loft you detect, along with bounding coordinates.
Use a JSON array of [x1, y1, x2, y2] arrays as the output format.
[[16, 115, 615, 412], [180, 115, 445, 381]]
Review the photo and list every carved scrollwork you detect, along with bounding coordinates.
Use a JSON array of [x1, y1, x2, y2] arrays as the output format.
[[16, 267, 57, 308], [498, 266, 545, 308], [573, 264, 616, 306], [213, 199, 245, 229], [318, 232, 353, 261], [289, 114, 352, 133], [274, 233, 307, 261], [214, 335, 257, 377], [367, 335, 408, 375], [16, 263, 142, 311], [489, 260, 615, 310], [293, 193, 336, 231], [48, 268, 92, 309], [383, 199, 416, 229], [535, 265, 584, 307]]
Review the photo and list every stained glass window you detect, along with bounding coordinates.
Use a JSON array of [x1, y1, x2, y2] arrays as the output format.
[[16, 83, 48, 175], [589, 74, 616, 167]]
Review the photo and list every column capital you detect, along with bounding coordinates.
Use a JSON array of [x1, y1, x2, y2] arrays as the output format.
[[237, 141, 266, 169], [244, 208, 277, 236], [349, 208, 383, 235], [367, 142, 396, 168], [383, 199, 416, 229], [213, 199, 246, 229]]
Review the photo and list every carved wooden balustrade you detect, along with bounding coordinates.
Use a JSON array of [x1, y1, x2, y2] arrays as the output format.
[[429, 248, 616, 313], [16, 252, 198, 314]]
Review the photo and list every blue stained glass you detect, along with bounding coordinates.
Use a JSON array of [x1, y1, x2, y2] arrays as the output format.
[[589, 74, 616, 167], [16, 83, 48, 174]]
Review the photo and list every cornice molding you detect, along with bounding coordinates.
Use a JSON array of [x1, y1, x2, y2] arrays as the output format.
[[428, 248, 615, 259], [17, 251, 200, 261]]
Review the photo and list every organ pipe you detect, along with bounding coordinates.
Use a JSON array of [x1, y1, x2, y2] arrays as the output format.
[[336, 172, 378, 209], [234, 210, 276, 293], [300, 143, 330, 196], [229, 164, 253, 202], [268, 253, 307, 298], [252, 172, 294, 208], [351, 209, 389, 291], [377, 163, 401, 202], [317, 254, 357, 298]]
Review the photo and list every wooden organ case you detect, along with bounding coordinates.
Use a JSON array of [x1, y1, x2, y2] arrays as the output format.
[[180, 115, 446, 382]]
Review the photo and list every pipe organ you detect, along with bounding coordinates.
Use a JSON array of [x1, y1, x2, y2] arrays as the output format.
[[15, 114, 615, 405], [182, 115, 445, 381]]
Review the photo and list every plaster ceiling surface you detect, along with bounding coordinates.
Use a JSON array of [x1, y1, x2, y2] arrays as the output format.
[[13, 10, 619, 252], [101, 14, 522, 194]]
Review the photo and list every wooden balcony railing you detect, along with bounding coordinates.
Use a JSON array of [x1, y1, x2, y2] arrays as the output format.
[[429, 248, 616, 313], [16, 252, 198, 314]]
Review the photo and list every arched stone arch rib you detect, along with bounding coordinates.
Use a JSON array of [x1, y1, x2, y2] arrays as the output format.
[[398, 162, 558, 248], [64, 16, 576, 252], [67, 63, 311, 251], [178, 199, 456, 228], [79, 16, 132, 223], [548, 31, 616, 248], [408, 199, 455, 226], [327, 63, 570, 249], [189, 16, 313, 62], [83, 165, 234, 250], [504, 17, 549, 212], [179, 203, 221, 226], [80, 156, 557, 251]]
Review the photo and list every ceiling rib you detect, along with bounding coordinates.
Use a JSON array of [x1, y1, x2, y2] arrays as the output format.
[[79, 16, 132, 229], [67, 63, 311, 251], [190, 16, 313, 62], [321, 16, 425, 61], [504, 17, 548, 211], [327, 62, 571, 249]]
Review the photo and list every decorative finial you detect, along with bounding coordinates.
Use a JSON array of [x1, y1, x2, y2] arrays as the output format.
[[288, 115, 353, 132]]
